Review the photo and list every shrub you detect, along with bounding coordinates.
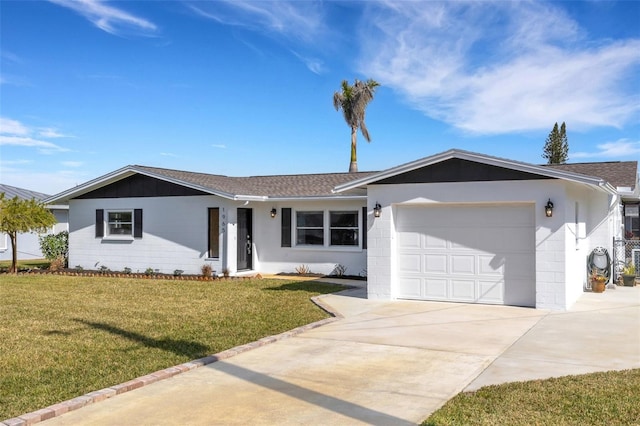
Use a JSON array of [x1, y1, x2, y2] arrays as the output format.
[[144, 267, 155, 276], [49, 256, 66, 271], [173, 269, 184, 276], [332, 264, 347, 276], [123, 267, 132, 274], [39, 231, 68, 264], [295, 264, 310, 275], [201, 264, 213, 277]]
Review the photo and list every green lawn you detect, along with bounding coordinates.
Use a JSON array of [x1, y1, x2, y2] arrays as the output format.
[[423, 369, 640, 425], [0, 259, 50, 271], [0, 274, 345, 420]]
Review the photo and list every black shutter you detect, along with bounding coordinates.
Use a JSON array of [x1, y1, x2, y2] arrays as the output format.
[[95, 209, 104, 238], [362, 206, 367, 249], [281, 208, 291, 247], [134, 209, 143, 238]]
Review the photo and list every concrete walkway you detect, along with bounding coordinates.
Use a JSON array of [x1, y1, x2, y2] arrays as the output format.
[[18, 285, 640, 425]]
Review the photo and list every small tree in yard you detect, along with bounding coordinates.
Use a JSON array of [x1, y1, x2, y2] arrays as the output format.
[[0, 193, 57, 273], [542, 122, 569, 164]]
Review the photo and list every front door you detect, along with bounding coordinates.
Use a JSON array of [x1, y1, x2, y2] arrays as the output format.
[[237, 208, 253, 270]]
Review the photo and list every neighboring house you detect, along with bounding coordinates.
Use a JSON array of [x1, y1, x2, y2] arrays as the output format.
[[45, 149, 638, 310], [0, 184, 69, 261]]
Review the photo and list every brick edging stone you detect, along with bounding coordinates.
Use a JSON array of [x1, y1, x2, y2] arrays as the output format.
[[2, 294, 343, 426]]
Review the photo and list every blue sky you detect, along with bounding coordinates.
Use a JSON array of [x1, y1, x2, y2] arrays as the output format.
[[1, 0, 639, 195]]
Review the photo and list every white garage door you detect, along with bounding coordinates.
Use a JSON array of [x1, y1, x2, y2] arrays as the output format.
[[396, 204, 535, 307]]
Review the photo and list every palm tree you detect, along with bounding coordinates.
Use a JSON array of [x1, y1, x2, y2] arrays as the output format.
[[333, 79, 380, 173]]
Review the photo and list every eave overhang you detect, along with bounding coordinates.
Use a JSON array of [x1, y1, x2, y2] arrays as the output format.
[[332, 149, 617, 195], [44, 165, 238, 204]]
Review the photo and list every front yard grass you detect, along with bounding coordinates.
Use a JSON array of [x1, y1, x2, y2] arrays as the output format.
[[423, 368, 640, 425], [0, 274, 346, 420], [0, 259, 50, 271]]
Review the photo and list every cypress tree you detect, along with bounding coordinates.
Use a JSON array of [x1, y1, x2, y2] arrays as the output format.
[[543, 122, 569, 164]]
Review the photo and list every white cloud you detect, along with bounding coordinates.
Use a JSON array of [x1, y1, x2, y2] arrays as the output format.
[[360, 1, 640, 134], [0, 117, 70, 154], [189, 1, 324, 43], [0, 117, 29, 135], [48, 0, 157, 36], [39, 127, 72, 138], [572, 139, 640, 159], [0, 135, 69, 154], [211, 144, 227, 149], [291, 50, 326, 74]]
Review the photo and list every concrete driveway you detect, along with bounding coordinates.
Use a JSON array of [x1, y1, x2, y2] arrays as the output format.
[[16, 284, 640, 426]]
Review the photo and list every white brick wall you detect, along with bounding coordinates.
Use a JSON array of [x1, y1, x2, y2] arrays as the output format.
[[367, 179, 614, 310]]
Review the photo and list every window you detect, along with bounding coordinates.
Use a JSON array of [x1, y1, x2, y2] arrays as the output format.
[[624, 204, 639, 239], [208, 208, 220, 258], [107, 211, 133, 236], [296, 211, 324, 245], [330, 211, 358, 246], [96, 209, 142, 238], [291, 209, 361, 248]]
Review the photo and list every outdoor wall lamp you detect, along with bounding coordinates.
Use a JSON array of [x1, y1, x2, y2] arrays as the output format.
[[545, 199, 554, 217], [373, 203, 382, 218], [270, 208, 277, 218]]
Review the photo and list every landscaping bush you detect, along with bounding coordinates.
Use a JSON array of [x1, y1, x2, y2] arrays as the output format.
[[39, 231, 68, 266]]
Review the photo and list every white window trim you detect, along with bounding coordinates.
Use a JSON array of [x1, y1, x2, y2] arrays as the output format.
[[293, 209, 362, 251], [104, 209, 135, 240]]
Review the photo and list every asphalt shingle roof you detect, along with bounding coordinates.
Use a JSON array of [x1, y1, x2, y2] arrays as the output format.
[[135, 165, 378, 197], [543, 161, 638, 190], [134, 160, 638, 199]]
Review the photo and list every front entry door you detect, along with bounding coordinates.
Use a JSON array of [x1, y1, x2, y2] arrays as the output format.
[[237, 208, 253, 270]]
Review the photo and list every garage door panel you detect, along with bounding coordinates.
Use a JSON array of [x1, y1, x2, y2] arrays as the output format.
[[425, 279, 448, 298], [502, 228, 535, 250], [478, 254, 504, 275], [450, 279, 475, 300], [506, 254, 535, 279], [425, 254, 447, 273], [396, 204, 535, 307], [425, 234, 447, 249], [451, 255, 475, 274], [479, 280, 504, 303], [397, 278, 422, 298], [447, 228, 478, 250], [398, 253, 421, 273], [398, 232, 421, 249]]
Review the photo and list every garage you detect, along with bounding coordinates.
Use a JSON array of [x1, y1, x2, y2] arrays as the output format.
[[396, 204, 535, 307]]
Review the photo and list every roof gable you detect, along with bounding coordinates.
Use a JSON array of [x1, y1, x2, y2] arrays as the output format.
[[333, 149, 615, 194], [375, 158, 555, 185], [75, 173, 210, 199], [45, 165, 377, 204]]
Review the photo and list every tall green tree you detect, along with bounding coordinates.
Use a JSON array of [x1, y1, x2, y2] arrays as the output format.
[[0, 193, 57, 273], [542, 121, 569, 164], [333, 78, 380, 173]]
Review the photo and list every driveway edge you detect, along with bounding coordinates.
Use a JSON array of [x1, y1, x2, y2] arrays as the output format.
[[2, 295, 343, 426]]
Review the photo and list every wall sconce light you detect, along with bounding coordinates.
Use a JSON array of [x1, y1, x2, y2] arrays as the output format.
[[545, 199, 554, 217], [270, 208, 277, 218], [373, 203, 382, 218]]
